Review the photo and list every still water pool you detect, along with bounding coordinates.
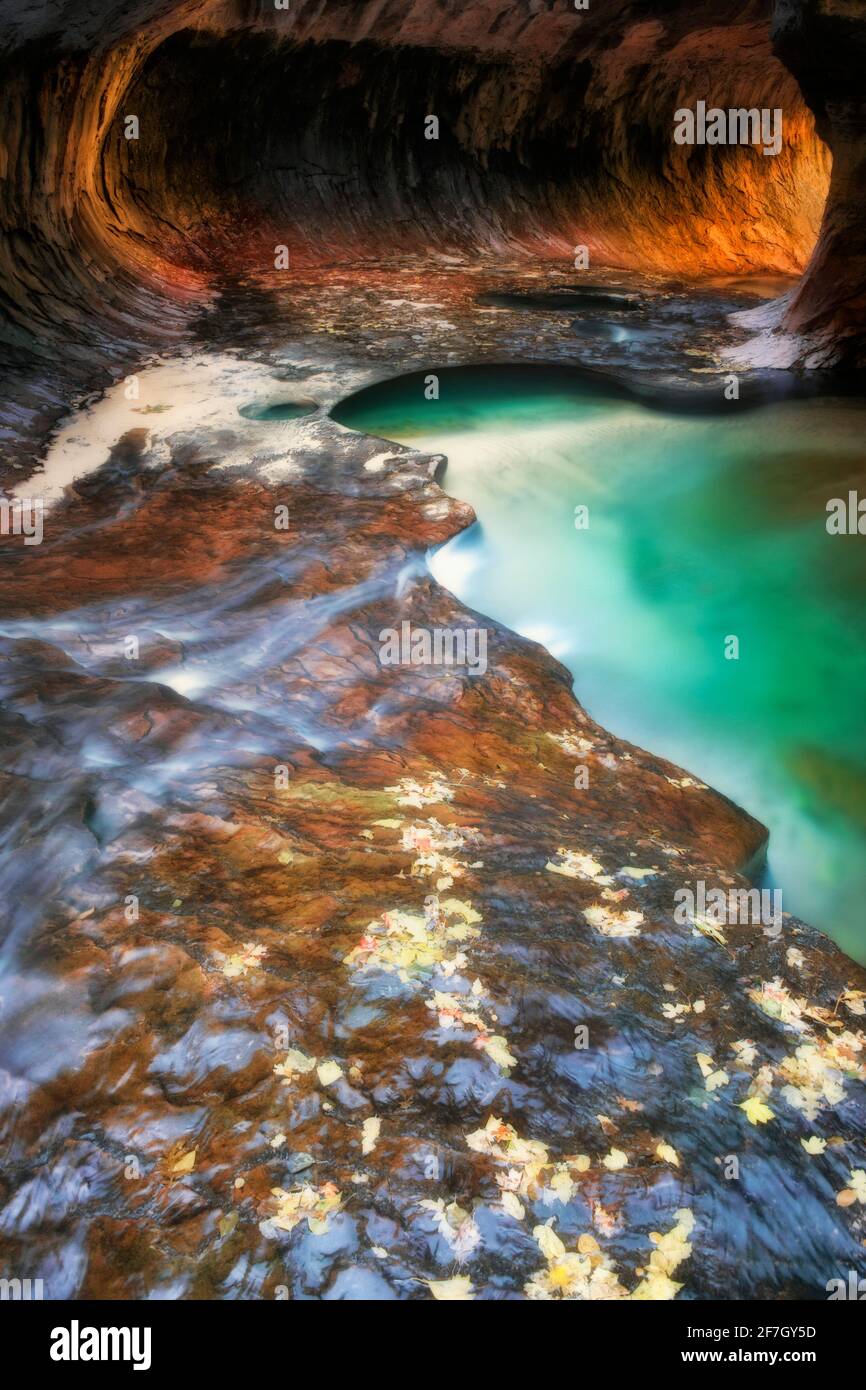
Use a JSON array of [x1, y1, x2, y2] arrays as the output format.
[[335, 365, 866, 960]]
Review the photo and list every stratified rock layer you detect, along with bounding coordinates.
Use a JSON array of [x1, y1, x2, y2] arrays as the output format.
[[772, 0, 866, 363], [1, 0, 855, 477]]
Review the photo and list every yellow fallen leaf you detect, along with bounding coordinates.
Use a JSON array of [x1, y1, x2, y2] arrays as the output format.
[[800, 1136, 826, 1155], [426, 1276, 475, 1301], [274, 1047, 317, 1080], [696, 1054, 730, 1092], [170, 1147, 197, 1174], [656, 1143, 680, 1167], [840, 988, 866, 1016], [583, 905, 643, 937], [500, 1191, 525, 1221], [630, 1207, 695, 1299], [631, 1270, 683, 1301], [548, 1168, 575, 1204], [444, 924, 477, 943], [361, 1116, 381, 1156], [547, 1262, 574, 1290], [481, 1035, 517, 1071], [441, 898, 482, 925], [692, 915, 727, 946], [739, 1096, 775, 1125], [602, 1148, 628, 1171], [533, 1223, 566, 1261], [849, 1169, 866, 1203], [317, 1061, 343, 1087]]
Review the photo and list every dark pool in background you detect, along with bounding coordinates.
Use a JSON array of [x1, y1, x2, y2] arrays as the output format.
[[335, 366, 866, 960], [238, 400, 317, 421]]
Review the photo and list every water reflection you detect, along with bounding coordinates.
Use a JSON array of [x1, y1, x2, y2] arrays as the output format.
[[335, 366, 866, 959]]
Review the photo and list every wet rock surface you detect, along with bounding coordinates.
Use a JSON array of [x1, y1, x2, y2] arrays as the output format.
[[1, 263, 866, 1300], [1, 0, 866, 1304]]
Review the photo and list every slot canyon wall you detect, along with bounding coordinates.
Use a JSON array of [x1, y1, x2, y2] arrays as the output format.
[[1, 0, 864, 470], [772, 0, 866, 359], [2, 1, 866, 1308]]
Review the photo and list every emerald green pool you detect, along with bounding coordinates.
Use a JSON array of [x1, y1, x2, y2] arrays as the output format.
[[335, 366, 866, 961]]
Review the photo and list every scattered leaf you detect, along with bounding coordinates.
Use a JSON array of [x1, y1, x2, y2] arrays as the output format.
[[361, 1116, 381, 1156], [602, 1148, 628, 1172], [500, 1190, 525, 1222], [426, 1276, 475, 1301], [800, 1136, 826, 1156], [274, 1047, 317, 1082], [533, 1222, 566, 1261], [739, 1096, 775, 1125]]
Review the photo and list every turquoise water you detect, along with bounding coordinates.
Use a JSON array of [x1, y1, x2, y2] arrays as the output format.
[[335, 367, 866, 960], [238, 400, 317, 421]]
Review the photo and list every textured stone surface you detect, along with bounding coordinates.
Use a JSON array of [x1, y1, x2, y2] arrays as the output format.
[[1, 270, 866, 1299], [771, 0, 866, 364], [0, 0, 852, 480], [1, 1, 866, 1304]]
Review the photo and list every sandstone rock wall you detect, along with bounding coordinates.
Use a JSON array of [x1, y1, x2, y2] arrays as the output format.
[[772, 0, 866, 361], [0, 3, 834, 362]]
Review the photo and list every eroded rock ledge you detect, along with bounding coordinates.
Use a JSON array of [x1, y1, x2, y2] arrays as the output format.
[[1, 280, 865, 1295]]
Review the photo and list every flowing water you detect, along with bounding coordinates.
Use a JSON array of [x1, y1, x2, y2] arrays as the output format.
[[335, 365, 866, 960], [2, 332, 865, 1296]]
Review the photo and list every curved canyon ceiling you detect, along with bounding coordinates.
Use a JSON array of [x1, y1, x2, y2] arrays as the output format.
[[1, 0, 865, 412]]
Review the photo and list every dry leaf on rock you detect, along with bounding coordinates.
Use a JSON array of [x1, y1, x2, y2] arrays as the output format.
[[361, 1116, 381, 1155], [426, 1276, 475, 1301]]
